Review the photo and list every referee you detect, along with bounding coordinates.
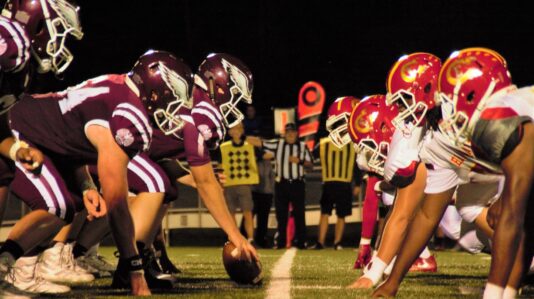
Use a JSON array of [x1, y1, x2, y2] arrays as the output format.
[[262, 123, 313, 249]]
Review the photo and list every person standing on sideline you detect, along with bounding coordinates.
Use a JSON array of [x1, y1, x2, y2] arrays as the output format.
[[251, 155, 276, 248], [313, 136, 360, 250], [220, 123, 259, 241], [254, 123, 313, 249]]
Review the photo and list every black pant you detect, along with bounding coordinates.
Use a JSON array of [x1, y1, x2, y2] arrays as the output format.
[[275, 180, 306, 247], [252, 192, 273, 244]]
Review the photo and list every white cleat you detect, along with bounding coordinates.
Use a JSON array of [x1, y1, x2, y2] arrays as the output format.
[[4, 256, 71, 294], [37, 243, 94, 284]]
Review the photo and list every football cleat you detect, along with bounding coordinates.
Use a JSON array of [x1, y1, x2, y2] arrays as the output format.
[[354, 244, 372, 269], [75, 255, 112, 278], [4, 256, 71, 294], [409, 255, 438, 273], [37, 243, 94, 284]]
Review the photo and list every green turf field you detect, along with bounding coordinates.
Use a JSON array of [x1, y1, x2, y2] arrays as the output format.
[[56, 247, 533, 298]]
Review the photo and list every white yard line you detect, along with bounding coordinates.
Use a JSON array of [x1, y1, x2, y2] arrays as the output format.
[[293, 285, 342, 290], [265, 248, 297, 299]]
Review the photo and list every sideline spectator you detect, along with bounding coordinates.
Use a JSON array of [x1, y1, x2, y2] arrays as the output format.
[[220, 123, 259, 241], [312, 137, 360, 250], [257, 123, 313, 249], [251, 157, 275, 248]]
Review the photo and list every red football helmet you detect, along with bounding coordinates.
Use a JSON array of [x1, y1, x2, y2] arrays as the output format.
[[386, 53, 441, 132], [2, 0, 83, 74], [326, 96, 360, 148], [195, 53, 253, 128], [438, 47, 512, 145], [348, 94, 397, 176], [129, 50, 194, 138]]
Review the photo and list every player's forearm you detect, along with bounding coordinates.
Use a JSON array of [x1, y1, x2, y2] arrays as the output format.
[[74, 165, 97, 193], [0, 137, 16, 159], [196, 180, 241, 239]]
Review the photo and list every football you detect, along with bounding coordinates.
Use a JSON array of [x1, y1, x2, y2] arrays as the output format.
[[222, 242, 263, 285]]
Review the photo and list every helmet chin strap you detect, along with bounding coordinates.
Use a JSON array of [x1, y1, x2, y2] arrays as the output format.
[[466, 80, 497, 138]]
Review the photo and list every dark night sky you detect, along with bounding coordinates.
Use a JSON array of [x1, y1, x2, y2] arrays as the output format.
[[28, 0, 534, 126]]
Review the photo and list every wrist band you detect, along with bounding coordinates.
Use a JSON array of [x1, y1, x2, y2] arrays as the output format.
[[124, 255, 144, 272], [9, 140, 29, 161], [81, 180, 98, 196]]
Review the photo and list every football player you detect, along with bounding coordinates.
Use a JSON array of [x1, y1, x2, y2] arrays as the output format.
[[0, 0, 83, 294], [372, 48, 519, 298], [348, 54, 442, 290], [2, 50, 195, 296]]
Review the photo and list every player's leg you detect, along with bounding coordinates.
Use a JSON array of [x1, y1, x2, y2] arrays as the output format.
[[356, 176, 379, 268], [2, 157, 79, 293], [373, 188, 455, 297], [349, 164, 427, 289]]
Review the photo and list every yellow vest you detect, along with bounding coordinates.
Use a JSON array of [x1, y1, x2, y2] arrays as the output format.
[[319, 137, 356, 183], [220, 140, 259, 187]]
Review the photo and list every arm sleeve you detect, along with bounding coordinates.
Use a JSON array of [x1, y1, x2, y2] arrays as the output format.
[[262, 139, 278, 152], [183, 121, 211, 167], [471, 115, 531, 164], [0, 24, 30, 72], [110, 109, 152, 159]]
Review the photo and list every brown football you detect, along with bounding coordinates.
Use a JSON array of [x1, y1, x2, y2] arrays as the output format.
[[222, 241, 263, 285]]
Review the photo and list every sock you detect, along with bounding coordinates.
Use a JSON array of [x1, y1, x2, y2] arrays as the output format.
[[384, 256, 396, 275], [363, 257, 387, 285], [0, 239, 24, 262], [24, 245, 46, 257], [483, 282, 504, 299], [362, 176, 380, 239], [73, 243, 88, 258], [419, 246, 431, 259], [360, 238, 372, 246], [503, 286, 517, 299]]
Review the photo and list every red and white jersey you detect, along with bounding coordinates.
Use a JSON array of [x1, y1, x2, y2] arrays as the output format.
[[421, 130, 503, 194], [191, 87, 226, 150], [472, 85, 534, 165], [384, 125, 425, 187], [10, 74, 152, 163]]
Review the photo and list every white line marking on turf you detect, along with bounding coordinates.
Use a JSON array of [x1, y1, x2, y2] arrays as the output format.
[[293, 285, 342, 290], [266, 248, 297, 299]]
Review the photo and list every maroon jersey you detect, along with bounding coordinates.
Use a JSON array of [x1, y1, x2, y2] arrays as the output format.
[[191, 87, 226, 150], [149, 112, 211, 167], [9, 74, 152, 163]]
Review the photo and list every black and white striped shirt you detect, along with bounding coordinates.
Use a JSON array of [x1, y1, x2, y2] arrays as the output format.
[[262, 139, 313, 182]]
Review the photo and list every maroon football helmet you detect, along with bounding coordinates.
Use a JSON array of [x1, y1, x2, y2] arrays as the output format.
[[195, 53, 253, 128], [2, 0, 83, 74], [129, 50, 194, 138]]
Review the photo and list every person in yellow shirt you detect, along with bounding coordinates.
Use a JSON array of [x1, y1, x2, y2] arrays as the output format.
[[220, 123, 259, 241], [313, 137, 361, 250]]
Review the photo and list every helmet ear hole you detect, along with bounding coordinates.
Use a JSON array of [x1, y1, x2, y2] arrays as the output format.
[[424, 83, 432, 94], [35, 19, 45, 36], [466, 91, 475, 103]]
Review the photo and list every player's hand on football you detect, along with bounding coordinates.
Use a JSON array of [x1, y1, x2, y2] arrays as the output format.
[[288, 156, 300, 164], [83, 189, 107, 221], [230, 234, 259, 263], [347, 276, 374, 289], [16, 146, 44, 172]]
